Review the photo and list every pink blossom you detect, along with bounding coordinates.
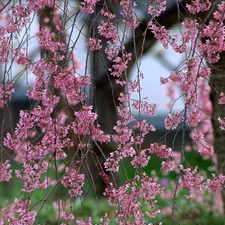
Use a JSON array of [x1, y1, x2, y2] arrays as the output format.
[[53, 72, 90, 104], [179, 165, 204, 198], [61, 167, 85, 197], [213, 2, 225, 20], [149, 143, 172, 158], [92, 126, 110, 143], [218, 92, 225, 104], [3, 132, 18, 150], [218, 117, 225, 130], [0, 36, 10, 64], [105, 47, 119, 60], [190, 130, 204, 143], [87, 38, 102, 51], [186, 0, 211, 14], [27, 0, 44, 10], [72, 106, 97, 136], [148, 21, 171, 49], [132, 99, 157, 117], [36, 27, 56, 51], [14, 110, 35, 139], [0, 160, 12, 182], [76, 218, 92, 225], [199, 67, 211, 78], [133, 120, 156, 135], [147, 0, 166, 17], [6, 5, 31, 34], [0, 198, 37, 224], [199, 21, 225, 63], [1, 0, 224, 222], [15, 48, 29, 65], [131, 149, 151, 168], [80, 0, 99, 14], [100, 8, 115, 20], [113, 122, 133, 144], [0, 83, 14, 108], [15, 161, 48, 192], [198, 146, 214, 156], [160, 76, 169, 84], [187, 108, 202, 127], [206, 174, 225, 194], [146, 209, 161, 218], [104, 173, 163, 222], [164, 112, 184, 130], [98, 21, 118, 42], [120, 0, 140, 29], [161, 161, 175, 173], [61, 212, 75, 221], [169, 71, 183, 84], [139, 174, 164, 201], [104, 152, 120, 172], [108, 53, 132, 78]]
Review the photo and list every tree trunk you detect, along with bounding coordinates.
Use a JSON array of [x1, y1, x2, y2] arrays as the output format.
[[209, 52, 225, 213]]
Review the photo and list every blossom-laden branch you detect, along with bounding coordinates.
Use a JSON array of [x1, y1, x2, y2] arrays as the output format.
[[0, 0, 225, 224]]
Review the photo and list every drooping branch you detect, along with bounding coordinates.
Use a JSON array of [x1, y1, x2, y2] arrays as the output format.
[[95, 0, 187, 134]]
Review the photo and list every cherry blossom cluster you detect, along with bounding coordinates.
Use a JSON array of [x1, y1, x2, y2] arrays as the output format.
[[53, 70, 89, 105], [186, 0, 211, 14], [108, 53, 132, 82], [98, 20, 119, 44], [132, 99, 158, 117], [0, 1, 107, 223], [61, 211, 75, 221], [147, 0, 167, 17], [178, 165, 204, 198], [76, 217, 92, 225], [80, 0, 99, 14], [105, 47, 120, 60], [157, 8, 217, 160], [5, 4, 31, 34], [218, 92, 225, 105], [15, 161, 48, 192], [0, 83, 14, 108], [187, 78, 214, 157], [187, 108, 202, 127], [206, 173, 225, 194], [0, 160, 12, 182], [0, 36, 10, 64], [36, 27, 57, 52], [27, 0, 44, 11], [87, 38, 102, 51], [104, 173, 164, 223], [161, 160, 175, 173], [0, 198, 37, 225], [218, 117, 225, 130], [148, 21, 172, 49], [178, 164, 225, 199], [149, 143, 172, 158], [149, 1, 225, 206], [213, 1, 225, 20], [120, 0, 140, 29], [105, 105, 157, 172], [164, 112, 184, 130], [61, 167, 85, 197], [1, 0, 225, 223], [36, 28, 67, 62], [199, 20, 225, 63]]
